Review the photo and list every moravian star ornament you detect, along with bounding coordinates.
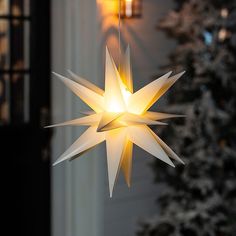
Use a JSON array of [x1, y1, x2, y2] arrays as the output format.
[[48, 46, 185, 197]]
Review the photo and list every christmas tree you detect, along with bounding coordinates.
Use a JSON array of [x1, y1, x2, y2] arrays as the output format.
[[137, 0, 236, 235]]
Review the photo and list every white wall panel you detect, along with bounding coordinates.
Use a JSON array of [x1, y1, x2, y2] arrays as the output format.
[[51, 0, 105, 236]]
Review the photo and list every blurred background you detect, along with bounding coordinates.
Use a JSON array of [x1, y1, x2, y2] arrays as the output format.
[[1, 0, 236, 236]]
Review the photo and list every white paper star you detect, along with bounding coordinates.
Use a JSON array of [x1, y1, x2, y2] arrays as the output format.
[[48, 46, 185, 197]]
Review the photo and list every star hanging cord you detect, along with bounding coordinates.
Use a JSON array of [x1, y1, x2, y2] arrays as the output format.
[[47, 46, 185, 197]]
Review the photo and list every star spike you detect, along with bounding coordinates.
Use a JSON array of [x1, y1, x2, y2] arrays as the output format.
[[144, 111, 186, 121], [79, 110, 96, 116], [120, 45, 133, 93], [127, 125, 175, 167], [45, 113, 102, 128], [121, 140, 133, 187], [106, 128, 128, 197], [151, 71, 186, 106], [52, 72, 105, 113], [127, 71, 172, 115], [120, 113, 168, 126], [53, 126, 105, 166], [105, 47, 126, 113], [148, 128, 185, 165], [68, 70, 104, 96]]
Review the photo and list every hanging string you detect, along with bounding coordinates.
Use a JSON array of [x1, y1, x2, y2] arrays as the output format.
[[118, 0, 121, 72]]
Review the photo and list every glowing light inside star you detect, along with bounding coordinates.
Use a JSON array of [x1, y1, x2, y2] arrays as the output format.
[[122, 87, 132, 104], [106, 99, 125, 113], [47, 46, 185, 197]]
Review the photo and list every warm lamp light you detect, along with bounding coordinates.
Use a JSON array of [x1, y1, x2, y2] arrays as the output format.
[[120, 0, 142, 18], [125, 0, 132, 17]]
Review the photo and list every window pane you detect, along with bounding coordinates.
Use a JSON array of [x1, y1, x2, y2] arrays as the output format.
[[0, 0, 9, 15], [0, 74, 10, 124], [12, 0, 30, 16], [0, 19, 10, 69], [11, 73, 29, 123], [11, 20, 30, 70], [12, 0, 23, 16]]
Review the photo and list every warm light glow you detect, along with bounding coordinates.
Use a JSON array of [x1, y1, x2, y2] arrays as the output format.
[[49, 46, 185, 197], [122, 87, 132, 104], [106, 99, 126, 113], [125, 0, 133, 18], [218, 28, 229, 42], [221, 8, 229, 18]]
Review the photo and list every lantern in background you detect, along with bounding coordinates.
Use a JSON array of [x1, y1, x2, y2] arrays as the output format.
[[120, 0, 142, 18]]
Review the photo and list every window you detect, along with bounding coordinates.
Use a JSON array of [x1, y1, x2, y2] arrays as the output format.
[[0, 0, 30, 124]]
